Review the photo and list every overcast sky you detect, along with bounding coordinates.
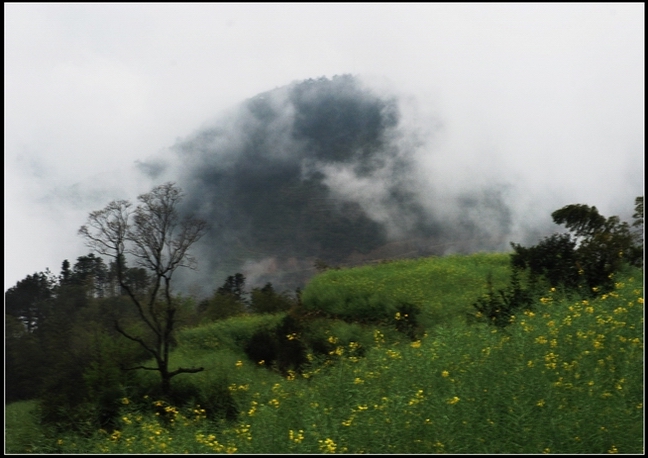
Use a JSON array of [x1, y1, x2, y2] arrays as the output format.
[[4, 3, 644, 291]]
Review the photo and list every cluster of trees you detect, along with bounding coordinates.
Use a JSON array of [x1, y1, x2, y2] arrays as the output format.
[[197, 273, 295, 321], [473, 197, 643, 327], [5, 255, 150, 401], [6, 265, 150, 431], [4, 183, 296, 431]]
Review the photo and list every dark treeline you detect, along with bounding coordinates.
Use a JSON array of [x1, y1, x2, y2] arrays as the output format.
[[5, 255, 150, 404], [5, 251, 296, 425]]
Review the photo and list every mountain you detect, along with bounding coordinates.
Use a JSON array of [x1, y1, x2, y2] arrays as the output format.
[[140, 75, 511, 291]]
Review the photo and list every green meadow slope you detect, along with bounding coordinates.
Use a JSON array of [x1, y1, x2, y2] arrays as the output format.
[[5, 253, 644, 454]]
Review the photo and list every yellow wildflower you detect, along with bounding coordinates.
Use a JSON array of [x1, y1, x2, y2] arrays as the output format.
[[289, 430, 305, 443], [319, 438, 337, 453]]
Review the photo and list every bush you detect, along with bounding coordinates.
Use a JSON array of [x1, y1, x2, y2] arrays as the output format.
[[243, 313, 308, 375], [511, 233, 579, 290], [511, 199, 643, 296], [249, 283, 294, 314], [389, 301, 424, 340], [471, 269, 533, 328], [198, 294, 247, 322]]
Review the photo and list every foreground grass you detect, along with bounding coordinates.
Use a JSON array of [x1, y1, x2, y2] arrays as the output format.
[[5, 401, 46, 454], [16, 264, 641, 454]]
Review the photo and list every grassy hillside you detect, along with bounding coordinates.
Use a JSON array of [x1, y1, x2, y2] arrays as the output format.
[[302, 252, 511, 326], [5, 253, 643, 454]]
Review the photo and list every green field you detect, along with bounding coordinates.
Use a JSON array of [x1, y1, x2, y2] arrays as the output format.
[[5, 253, 644, 454]]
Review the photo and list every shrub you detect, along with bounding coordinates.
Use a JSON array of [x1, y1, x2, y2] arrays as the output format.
[[243, 313, 308, 375], [511, 233, 579, 290], [511, 198, 643, 296], [249, 283, 294, 314], [471, 269, 533, 328], [389, 301, 424, 340]]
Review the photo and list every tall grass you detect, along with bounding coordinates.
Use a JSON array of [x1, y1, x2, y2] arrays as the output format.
[[302, 253, 511, 327], [7, 255, 643, 454]]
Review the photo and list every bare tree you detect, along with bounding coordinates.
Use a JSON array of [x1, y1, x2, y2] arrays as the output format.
[[79, 183, 207, 395]]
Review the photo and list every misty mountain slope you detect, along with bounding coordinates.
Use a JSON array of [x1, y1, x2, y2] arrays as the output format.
[[142, 75, 512, 290]]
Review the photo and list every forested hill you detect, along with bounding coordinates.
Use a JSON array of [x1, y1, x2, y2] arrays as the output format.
[[141, 75, 513, 289]]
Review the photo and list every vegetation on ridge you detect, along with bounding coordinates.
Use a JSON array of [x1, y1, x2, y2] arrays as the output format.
[[5, 194, 643, 454]]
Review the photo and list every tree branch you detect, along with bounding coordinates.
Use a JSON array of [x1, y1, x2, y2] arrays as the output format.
[[169, 366, 205, 378], [114, 320, 158, 358]]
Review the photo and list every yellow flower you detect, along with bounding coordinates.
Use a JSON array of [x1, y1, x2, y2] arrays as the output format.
[[289, 429, 305, 443], [441, 370, 450, 377], [386, 349, 401, 359], [121, 397, 130, 405], [235, 360, 243, 368], [608, 445, 619, 454], [536, 399, 545, 407], [319, 438, 337, 453], [447, 396, 460, 405]]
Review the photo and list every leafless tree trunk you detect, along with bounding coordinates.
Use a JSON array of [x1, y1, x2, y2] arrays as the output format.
[[79, 183, 207, 396]]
